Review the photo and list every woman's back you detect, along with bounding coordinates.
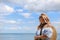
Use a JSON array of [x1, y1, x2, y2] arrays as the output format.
[[44, 24, 57, 40]]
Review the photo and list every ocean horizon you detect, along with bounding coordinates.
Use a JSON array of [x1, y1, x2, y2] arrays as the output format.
[[0, 33, 59, 40]]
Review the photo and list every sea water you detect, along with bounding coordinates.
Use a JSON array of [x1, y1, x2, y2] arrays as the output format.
[[0, 33, 59, 40]]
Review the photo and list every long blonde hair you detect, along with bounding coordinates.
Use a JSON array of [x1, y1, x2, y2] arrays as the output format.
[[39, 13, 50, 24], [38, 13, 50, 29]]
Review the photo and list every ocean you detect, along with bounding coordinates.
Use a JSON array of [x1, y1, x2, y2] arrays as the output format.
[[0, 33, 59, 40]]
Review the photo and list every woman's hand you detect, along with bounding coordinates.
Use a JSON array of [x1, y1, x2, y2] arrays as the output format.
[[34, 36, 38, 39], [34, 36, 40, 39], [34, 35, 47, 39]]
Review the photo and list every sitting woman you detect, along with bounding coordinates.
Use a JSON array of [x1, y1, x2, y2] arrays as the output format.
[[34, 13, 57, 40]]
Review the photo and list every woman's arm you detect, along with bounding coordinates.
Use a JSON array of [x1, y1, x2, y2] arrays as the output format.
[[34, 35, 48, 39]]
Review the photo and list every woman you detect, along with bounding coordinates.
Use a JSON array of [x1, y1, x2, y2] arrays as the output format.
[[34, 13, 57, 40]]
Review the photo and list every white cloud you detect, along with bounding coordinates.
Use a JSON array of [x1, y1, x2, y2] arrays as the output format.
[[16, 19, 27, 24], [8, 27, 18, 30], [5, 5, 14, 12], [0, 19, 16, 24], [21, 13, 31, 18], [0, 3, 14, 22], [22, 27, 31, 30], [1, 0, 60, 12], [0, 3, 14, 15], [51, 21, 60, 24], [6, 20, 17, 24], [24, 0, 60, 12]]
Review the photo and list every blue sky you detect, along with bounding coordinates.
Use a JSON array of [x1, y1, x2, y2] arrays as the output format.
[[0, 0, 60, 33]]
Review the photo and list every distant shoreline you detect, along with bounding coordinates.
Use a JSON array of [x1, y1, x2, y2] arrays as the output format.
[[0, 33, 59, 34], [0, 33, 35, 35]]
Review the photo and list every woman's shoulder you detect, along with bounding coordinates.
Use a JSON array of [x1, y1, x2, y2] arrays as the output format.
[[44, 24, 53, 28], [44, 24, 57, 33]]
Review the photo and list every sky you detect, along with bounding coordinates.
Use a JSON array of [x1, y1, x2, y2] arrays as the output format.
[[0, 0, 60, 33]]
